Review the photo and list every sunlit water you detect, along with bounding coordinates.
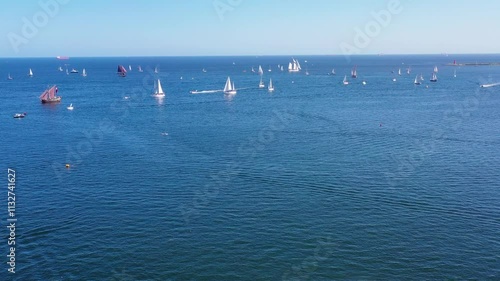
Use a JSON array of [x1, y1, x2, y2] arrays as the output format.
[[1, 55, 499, 280]]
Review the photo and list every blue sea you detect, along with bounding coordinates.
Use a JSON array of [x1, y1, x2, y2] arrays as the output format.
[[1, 54, 500, 280]]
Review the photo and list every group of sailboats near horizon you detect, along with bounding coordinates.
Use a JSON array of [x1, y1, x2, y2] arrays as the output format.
[[224, 75, 274, 95]]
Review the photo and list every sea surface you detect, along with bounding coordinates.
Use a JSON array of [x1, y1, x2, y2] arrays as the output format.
[[1, 54, 500, 280]]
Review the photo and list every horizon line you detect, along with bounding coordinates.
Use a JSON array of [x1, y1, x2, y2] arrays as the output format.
[[2, 53, 500, 59]]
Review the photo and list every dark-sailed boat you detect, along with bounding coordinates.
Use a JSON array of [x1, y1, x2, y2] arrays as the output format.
[[117, 65, 127, 77], [351, 66, 357, 78], [40, 85, 61, 103]]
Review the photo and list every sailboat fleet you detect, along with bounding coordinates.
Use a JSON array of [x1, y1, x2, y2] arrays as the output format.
[[15, 57, 476, 114]]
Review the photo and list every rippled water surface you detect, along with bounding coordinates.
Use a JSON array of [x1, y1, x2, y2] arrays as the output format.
[[1, 55, 500, 280]]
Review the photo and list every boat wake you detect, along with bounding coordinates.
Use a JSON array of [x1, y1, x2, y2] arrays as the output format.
[[190, 90, 222, 94], [480, 82, 500, 88], [189, 87, 253, 94]]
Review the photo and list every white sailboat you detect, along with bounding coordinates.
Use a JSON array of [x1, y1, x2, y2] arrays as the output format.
[[258, 65, 263, 75], [138, 66, 143, 72], [430, 72, 438, 82], [268, 65, 272, 72], [258, 76, 265, 88], [420, 74, 424, 81], [251, 66, 255, 73], [280, 65, 284, 71], [223, 77, 237, 94], [268, 79, 274, 92], [331, 68, 336, 75], [128, 65, 132, 71], [288, 58, 301, 72], [7, 73, 13, 80], [152, 79, 165, 97], [453, 69, 456, 78], [343, 75, 349, 85], [82, 68, 87, 77], [67, 103, 74, 110], [434, 66, 438, 72], [398, 68, 401, 76], [154, 66, 159, 74], [28, 68, 33, 77], [414, 75, 421, 85], [407, 67, 411, 75], [58, 66, 63, 72]]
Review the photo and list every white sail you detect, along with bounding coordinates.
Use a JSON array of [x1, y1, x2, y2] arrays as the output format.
[[434, 66, 438, 72], [153, 79, 165, 96], [259, 76, 265, 88], [224, 77, 231, 92], [223, 77, 236, 94], [398, 68, 401, 75], [82, 68, 87, 77], [29, 68, 33, 77], [288, 58, 301, 72], [268, 79, 274, 92], [258, 65, 263, 75], [343, 75, 349, 85], [295, 59, 302, 70], [430, 72, 438, 82], [157, 79, 164, 95]]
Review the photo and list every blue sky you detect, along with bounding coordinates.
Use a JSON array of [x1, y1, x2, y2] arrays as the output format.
[[1, 0, 499, 57]]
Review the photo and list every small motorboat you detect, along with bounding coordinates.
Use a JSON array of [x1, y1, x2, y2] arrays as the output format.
[[13, 113, 26, 118], [70, 68, 79, 74]]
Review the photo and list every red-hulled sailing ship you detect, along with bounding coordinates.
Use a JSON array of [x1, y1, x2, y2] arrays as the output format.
[[117, 65, 127, 77], [40, 85, 61, 103]]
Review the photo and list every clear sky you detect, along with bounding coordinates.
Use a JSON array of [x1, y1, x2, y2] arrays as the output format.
[[1, 0, 499, 57]]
